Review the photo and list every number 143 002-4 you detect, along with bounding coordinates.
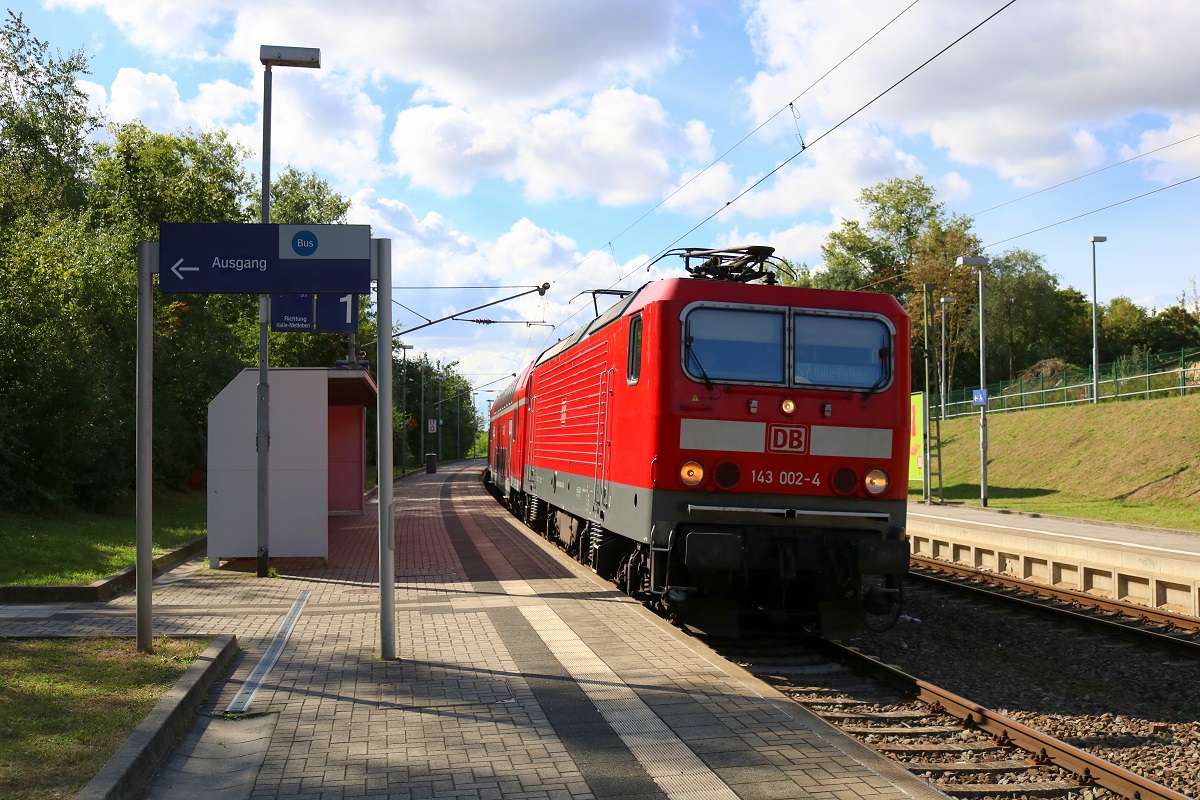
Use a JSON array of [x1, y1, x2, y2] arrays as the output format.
[[750, 470, 820, 486]]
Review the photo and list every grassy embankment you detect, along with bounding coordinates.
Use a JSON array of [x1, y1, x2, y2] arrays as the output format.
[[917, 392, 1200, 531]]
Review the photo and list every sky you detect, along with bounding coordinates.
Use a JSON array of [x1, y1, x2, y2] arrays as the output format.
[[16, 0, 1200, 417]]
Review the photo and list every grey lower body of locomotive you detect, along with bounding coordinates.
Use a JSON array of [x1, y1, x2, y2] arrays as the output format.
[[493, 463, 908, 638]]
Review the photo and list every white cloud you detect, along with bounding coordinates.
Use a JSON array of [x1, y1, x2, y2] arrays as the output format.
[[1130, 116, 1200, 184], [47, 0, 241, 57], [389, 106, 516, 196], [100, 66, 384, 190], [228, 1, 684, 110], [742, 0, 1200, 187], [391, 89, 710, 203], [57, 0, 689, 109], [733, 123, 925, 220]]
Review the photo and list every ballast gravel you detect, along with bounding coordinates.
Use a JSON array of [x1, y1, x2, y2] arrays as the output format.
[[843, 581, 1200, 799]]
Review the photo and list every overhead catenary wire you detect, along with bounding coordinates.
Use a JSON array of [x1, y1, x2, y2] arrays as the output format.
[[847, 172, 1200, 294], [540, 0, 1017, 344], [618, 0, 1019, 284], [967, 130, 1200, 219], [548, 0, 925, 288], [982, 173, 1200, 249]]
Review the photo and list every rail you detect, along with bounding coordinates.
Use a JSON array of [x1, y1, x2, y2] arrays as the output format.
[[821, 640, 1193, 800]]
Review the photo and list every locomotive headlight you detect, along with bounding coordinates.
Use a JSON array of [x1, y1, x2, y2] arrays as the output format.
[[679, 460, 705, 487], [864, 469, 889, 495], [780, 398, 797, 415]]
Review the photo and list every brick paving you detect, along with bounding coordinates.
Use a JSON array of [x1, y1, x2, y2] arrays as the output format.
[[0, 461, 946, 800]]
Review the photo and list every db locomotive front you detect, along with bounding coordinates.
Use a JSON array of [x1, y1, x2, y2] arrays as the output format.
[[488, 246, 911, 637]]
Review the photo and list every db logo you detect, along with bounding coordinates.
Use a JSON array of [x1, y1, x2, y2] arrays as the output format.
[[767, 424, 808, 454]]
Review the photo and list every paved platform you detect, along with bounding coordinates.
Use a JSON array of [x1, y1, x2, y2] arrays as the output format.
[[908, 502, 1200, 554], [2, 461, 948, 800]]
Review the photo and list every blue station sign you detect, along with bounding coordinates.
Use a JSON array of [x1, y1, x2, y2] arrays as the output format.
[[159, 223, 371, 294], [316, 293, 359, 333], [270, 294, 315, 331], [269, 293, 360, 333]]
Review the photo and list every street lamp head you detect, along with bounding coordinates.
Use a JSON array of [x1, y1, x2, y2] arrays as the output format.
[[940, 297, 956, 304], [1090, 235, 1107, 243], [260, 46, 321, 68], [956, 256, 989, 270]]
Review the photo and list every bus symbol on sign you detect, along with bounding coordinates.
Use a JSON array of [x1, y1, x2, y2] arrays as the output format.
[[767, 424, 808, 454], [292, 229, 318, 256]]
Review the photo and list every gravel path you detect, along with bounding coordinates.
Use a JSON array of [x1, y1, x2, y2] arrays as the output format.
[[842, 581, 1200, 798]]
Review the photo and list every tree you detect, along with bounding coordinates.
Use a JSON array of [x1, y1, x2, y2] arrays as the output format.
[[976, 249, 1090, 383], [253, 165, 352, 225], [904, 216, 982, 393], [1144, 304, 1200, 353], [0, 10, 100, 227], [0, 214, 138, 508], [821, 176, 946, 301], [1100, 297, 1150, 363], [89, 122, 253, 240], [85, 124, 264, 491]]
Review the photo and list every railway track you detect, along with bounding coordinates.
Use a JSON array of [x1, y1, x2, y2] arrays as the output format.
[[910, 555, 1200, 644], [498, 488, 1198, 797], [716, 638, 1192, 800]]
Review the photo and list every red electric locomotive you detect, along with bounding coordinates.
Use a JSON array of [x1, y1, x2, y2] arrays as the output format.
[[488, 246, 911, 637]]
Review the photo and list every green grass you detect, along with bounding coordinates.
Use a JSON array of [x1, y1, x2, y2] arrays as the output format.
[[0, 491, 207, 586], [916, 392, 1200, 531], [0, 636, 208, 800]]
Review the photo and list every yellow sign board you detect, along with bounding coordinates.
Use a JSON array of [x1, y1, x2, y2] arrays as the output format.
[[909, 392, 925, 483]]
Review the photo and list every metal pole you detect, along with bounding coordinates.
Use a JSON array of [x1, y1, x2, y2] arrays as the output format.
[[136, 241, 155, 653], [1090, 236, 1106, 403], [376, 239, 396, 660], [400, 346, 411, 472], [420, 370, 425, 462], [921, 285, 931, 502], [977, 265, 988, 507], [438, 374, 443, 461], [940, 298, 954, 419], [257, 63, 272, 578]]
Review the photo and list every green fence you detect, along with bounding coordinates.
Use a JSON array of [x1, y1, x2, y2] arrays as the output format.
[[939, 347, 1200, 419]]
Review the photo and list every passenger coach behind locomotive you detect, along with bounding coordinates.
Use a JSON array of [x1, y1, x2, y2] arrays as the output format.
[[489, 246, 911, 637]]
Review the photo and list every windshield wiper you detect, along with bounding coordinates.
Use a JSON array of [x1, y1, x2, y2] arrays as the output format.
[[860, 346, 891, 397], [684, 335, 715, 391]]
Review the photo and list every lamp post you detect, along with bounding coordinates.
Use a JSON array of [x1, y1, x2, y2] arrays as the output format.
[[1090, 236, 1107, 404], [958, 256, 989, 507], [257, 45, 320, 578], [438, 359, 460, 462], [939, 297, 955, 419], [399, 344, 413, 471]]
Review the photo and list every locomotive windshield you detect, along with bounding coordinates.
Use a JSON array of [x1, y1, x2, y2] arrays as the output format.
[[681, 305, 892, 390], [794, 313, 891, 389], [684, 308, 786, 383]]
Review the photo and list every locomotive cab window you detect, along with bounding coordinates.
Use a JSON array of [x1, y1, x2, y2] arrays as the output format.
[[793, 314, 891, 390], [683, 308, 785, 384], [627, 314, 643, 385]]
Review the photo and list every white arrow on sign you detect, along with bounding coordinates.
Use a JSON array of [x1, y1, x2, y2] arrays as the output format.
[[170, 258, 199, 281]]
